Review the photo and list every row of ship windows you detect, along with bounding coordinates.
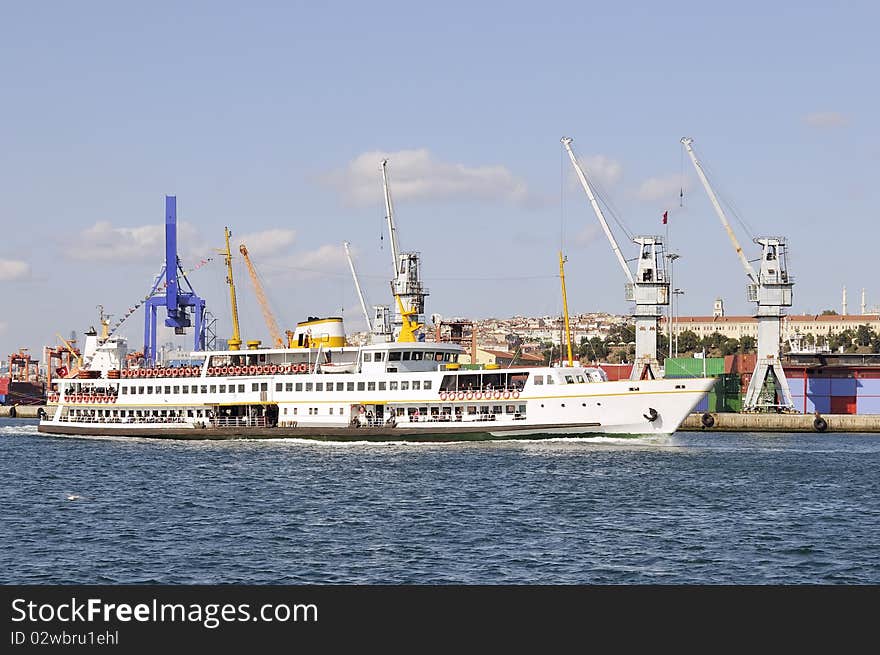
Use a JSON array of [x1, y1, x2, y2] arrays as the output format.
[[281, 405, 528, 416], [363, 351, 457, 363], [68, 409, 208, 418], [117, 380, 435, 395]]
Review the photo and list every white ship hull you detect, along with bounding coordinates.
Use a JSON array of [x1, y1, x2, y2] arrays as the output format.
[[38, 350, 714, 441]]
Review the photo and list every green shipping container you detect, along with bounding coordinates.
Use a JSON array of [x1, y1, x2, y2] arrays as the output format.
[[664, 357, 725, 378]]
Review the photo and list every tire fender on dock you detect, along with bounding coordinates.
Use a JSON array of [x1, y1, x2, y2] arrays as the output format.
[[700, 412, 715, 428]]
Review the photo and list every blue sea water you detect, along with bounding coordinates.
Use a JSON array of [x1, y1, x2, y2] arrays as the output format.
[[2, 418, 878, 584]]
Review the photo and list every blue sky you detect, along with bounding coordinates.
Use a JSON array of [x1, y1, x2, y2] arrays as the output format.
[[1, 1, 878, 359]]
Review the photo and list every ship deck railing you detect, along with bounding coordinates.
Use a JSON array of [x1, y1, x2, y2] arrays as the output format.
[[210, 416, 269, 428]]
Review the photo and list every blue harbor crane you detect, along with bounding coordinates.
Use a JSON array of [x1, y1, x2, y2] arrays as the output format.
[[143, 196, 207, 365]]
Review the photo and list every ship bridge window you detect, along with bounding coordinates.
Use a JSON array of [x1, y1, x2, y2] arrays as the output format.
[[402, 352, 411, 361], [401, 381, 409, 390], [346, 382, 354, 391], [364, 353, 372, 362], [368, 382, 376, 391], [412, 352, 423, 361], [276, 383, 283, 392], [316, 383, 323, 391], [121, 387, 128, 394], [306, 383, 313, 391], [412, 381, 420, 390], [390, 381, 398, 391], [220, 385, 227, 392], [424, 380, 432, 390], [388, 352, 401, 361], [546, 376, 555, 385], [565, 376, 574, 384], [357, 382, 365, 391], [296, 383, 303, 392], [534, 377, 543, 385], [379, 382, 387, 390], [576, 375, 585, 384], [336, 382, 344, 391], [238, 384, 245, 393], [374, 353, 384, 362]]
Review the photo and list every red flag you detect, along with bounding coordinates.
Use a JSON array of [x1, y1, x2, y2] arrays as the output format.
[[662, 210, 668, 225]]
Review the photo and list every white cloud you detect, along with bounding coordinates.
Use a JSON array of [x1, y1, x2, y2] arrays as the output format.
[[637, 174, 688, 202], [322, 148, 532, 207], [265, 243, 349, 281], [803, 112, 848, 128], [234, 229, 297, 258], [67, 221, 198, 262], [576, 155, 623, 188], [572, 224, 603, 248], [0, 259, 30, 281]]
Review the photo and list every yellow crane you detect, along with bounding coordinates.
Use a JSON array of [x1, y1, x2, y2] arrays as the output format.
[[55, 333, 83, 368], [239, 243, 285, 348], [221, 227, 242, 350]]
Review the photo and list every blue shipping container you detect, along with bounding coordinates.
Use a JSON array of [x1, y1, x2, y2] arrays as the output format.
[[789, 395, 807, 413], [830, 378, 858, 396], [807, 377, 831, 395], [694, 396, 709, 412], [856, 378, 880, 395], [856, 395, 880, 414], [806, 395, 831, 414]]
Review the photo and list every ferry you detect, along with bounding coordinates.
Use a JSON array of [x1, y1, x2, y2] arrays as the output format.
[[37, 316, 714, 441]]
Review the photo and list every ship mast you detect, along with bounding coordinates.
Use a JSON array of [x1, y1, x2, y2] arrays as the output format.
[[559, 252, 574, 366]]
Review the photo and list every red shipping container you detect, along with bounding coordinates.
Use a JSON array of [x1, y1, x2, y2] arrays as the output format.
[[0, 377, 9, 395], [830, 395, 857, 415], [599, 364, 633, 381]]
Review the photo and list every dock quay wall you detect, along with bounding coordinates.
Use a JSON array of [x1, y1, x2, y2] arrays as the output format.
[[681, 412, 880, 433], [0, 405, 45, 418]]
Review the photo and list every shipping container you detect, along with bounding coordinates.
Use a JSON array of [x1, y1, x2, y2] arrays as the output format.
[[598, 364, 632, 381], [830, 395, 857, 415], [806, 395, 831, 414], [806, 377, 832, 395], [856, 378, 880, 395], [830, 378, 858, 396], [695, 395, 709, 412], [784, 368, 807, 379], [664, 357, 725, 378], [856, 395, 880, 414], [789, 395, 807, 413]]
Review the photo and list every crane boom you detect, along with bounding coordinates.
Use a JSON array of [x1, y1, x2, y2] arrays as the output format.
[[381, 159, 401, 277], [343, 241, 373, 332], [239, 244, 284, 348], [681, 137, 757, 284], [222, 227, 242, 350], [561, 137, 635, 285]]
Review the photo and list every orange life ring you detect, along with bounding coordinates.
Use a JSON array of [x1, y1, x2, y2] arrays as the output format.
[[299, 363, 308, 373], [466, 391, 474, 400], [493, 391, 502, 400], [456, 391, 465, 400], [270, 365, 278, 374], [513, 391, 520, 399], [503, 391, 511, 399], [439, 391, 447, 401]]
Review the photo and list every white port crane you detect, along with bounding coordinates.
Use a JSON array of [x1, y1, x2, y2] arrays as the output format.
[[342, 241, 392, 343], [381, 159, 428, 341], [681, 137, 795, 411], [562, 137, 669, 380]]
